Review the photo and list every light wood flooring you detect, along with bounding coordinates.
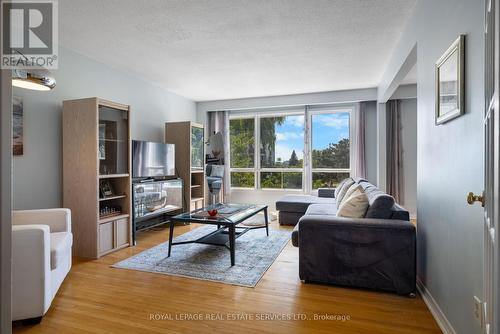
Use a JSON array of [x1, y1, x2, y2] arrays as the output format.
[[13, 221, 441, 334]]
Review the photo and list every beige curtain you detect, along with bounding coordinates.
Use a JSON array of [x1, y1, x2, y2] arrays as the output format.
[[386, 100, 404, 203], [352, 103, 367, 179]]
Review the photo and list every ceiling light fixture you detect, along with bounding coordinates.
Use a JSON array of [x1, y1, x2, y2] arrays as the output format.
[[12, 67, 56, 91], [11, 51, 56, 91]]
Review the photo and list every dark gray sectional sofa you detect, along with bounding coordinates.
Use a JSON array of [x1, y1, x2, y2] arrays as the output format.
[[276, 177, 416, 295]]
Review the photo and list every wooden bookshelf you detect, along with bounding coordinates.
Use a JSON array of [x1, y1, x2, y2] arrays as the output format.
[[63, 98, 132, 259], [165, 121, 205, 211], [99, 174, 129, 179], [99, 194, 127, 202], [98, 213, 130, 224]]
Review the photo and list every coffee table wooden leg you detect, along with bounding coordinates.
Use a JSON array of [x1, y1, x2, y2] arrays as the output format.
[[264, 207, 269, 236], [168, 221, 175, 257], [229, 225, 235, 266]]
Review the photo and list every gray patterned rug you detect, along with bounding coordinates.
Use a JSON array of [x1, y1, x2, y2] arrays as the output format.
[[112, 225, 291, 287]]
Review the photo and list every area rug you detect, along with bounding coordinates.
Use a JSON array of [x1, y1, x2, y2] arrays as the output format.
[[240, 212, 269, 226], [112, 224, 291, 287]]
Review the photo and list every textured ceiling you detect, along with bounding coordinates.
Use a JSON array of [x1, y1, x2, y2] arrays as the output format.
[[60, 0, 416, 101]]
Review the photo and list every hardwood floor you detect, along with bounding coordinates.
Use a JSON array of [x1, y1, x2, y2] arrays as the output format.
[[13, 222, 441, 334]]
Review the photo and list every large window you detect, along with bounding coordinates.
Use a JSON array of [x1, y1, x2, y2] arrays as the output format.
[[260, 115, 304, 189], [229, 118, 255, 188], [311, 111, 350, 189], [229, 107, 352, 191]]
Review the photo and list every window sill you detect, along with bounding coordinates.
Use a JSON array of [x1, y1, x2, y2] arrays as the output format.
[[230, 188, 304, 193]]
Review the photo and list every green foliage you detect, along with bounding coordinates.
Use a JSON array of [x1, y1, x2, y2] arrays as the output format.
[[230, 116, 350, 190], [260, 172, 302, 189], [312, 172, 350, 189], [312, 138, 350, 169], [288, 150, 299, 167], [260, 117, 285, 167], [231, 172, 255, 188], [312, 138, 350, 189], [230, 119, 255, 168]]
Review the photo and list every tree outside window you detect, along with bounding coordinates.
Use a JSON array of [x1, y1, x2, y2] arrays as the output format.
[[229, 109, 351, 191], [311, 112, 350, 189]]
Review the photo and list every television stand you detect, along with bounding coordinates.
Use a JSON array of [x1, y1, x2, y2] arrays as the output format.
[[132, 178, 183, 244]]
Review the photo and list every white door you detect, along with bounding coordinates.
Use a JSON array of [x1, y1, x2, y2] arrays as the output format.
[[479, 1, 499, 333]]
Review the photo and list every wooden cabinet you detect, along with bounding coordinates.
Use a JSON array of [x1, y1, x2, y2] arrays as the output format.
[[98, 218, 129, 255], [99, 222, 114, 254], [165, 121, 205, 210], [115, 218, 129, 248], [63, 98, 132, 258]]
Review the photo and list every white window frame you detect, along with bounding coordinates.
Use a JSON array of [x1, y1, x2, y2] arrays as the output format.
[[228, 115, 257, 190], [257, 111, 304, 191], [308, 105, 355, 193], [228, 104, 356, 193]]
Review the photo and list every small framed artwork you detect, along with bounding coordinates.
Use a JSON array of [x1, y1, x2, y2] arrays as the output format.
[[99, 180, 114, 198], [99, 124, 106, 160], [435, 35, 465, 125]]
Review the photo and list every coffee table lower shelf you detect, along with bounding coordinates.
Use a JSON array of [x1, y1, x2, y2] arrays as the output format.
[[168, 205, 268, 266]]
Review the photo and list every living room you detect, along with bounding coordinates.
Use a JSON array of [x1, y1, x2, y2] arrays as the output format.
[[0, 1, 496, 334]]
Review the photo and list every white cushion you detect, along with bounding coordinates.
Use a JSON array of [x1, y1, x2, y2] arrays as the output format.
[[337, 189, 369, 218], [338, 183, 362, 207], [12, 209, 73, 321], [50, 232, 73, 270]]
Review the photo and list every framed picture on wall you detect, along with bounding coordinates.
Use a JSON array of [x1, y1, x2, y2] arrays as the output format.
[[435, 35, 465, 125]]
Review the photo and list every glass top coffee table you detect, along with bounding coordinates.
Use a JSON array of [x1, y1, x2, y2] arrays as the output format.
[[168, 203, 269, 266]]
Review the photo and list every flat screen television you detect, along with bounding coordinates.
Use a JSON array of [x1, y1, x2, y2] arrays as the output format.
[[132, 140, 175, 178]]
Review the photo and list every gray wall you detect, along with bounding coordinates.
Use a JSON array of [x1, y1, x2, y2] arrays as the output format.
[[387, 86, 418, 216], [400, 98, 417, 216], [363, 101, 378, 185], [13, 47, 197, 210], [196, 94, 378, 211], [379, 1, 484, 333], [196, 88, 378, 124]]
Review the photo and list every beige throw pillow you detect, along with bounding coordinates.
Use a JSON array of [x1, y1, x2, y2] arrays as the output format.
[[337, 188, 369, 218], [339, 184, 362, 207], [335, 178, 355, 204]]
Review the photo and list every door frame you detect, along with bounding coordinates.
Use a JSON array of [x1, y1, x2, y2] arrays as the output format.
[[0, 70, 12, 333], [484, 0, 499, 333], [493, 0, 500, 331]]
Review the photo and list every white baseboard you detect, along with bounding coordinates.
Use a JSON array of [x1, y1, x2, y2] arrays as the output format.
[[417, 278, 457, 334]]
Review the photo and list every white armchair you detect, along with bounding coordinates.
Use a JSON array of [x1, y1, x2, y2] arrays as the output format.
[[12, 208, 73, 322]]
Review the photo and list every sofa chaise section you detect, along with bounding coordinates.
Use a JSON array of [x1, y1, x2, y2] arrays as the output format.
[[276, 192, 335, 226]]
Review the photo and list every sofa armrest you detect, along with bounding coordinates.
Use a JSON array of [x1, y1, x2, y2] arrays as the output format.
[[297, 215, 416, 295], [13, 208, 71, 233], [317, 188, 335, 198], [298, 215, 415, 250], [12, 225, 52, 320], [299, 215, 414, 231]]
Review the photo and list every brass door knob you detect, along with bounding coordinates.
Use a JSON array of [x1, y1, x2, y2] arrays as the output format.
[[467, 192, 485, 207]]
